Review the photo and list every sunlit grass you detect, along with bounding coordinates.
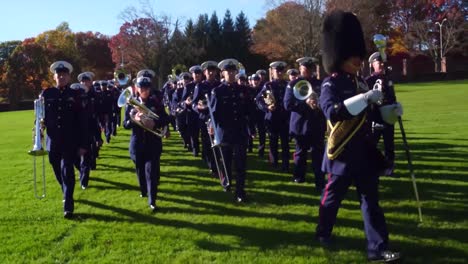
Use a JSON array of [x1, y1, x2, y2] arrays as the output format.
[[0, 79, 467, 263]]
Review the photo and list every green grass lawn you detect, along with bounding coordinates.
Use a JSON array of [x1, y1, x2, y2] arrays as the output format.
[[0, 80, 467, 263]]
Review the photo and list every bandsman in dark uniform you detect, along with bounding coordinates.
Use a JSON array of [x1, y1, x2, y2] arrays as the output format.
[[256, 69, 268, 88], [99, 80, 116, 143], [107, 80, 120, 134], [210, 59, 251, 202], [236, 72, 248, 86], [123, 77, 171, 212], [287, 68, 299, 81], [192, 61, 221, 175], [74, 72, 102, 189], [284, 57, 326, 189], [137, 69, 159, 102], [315, 10, 400, 262], [172, 72, 191, 148], [365, 52, 402, 176], [247, 75, 253, 87], [247, 73, 266, 156], [181, 65, 203, 156], [163, 75, 178, 131], [92, 81, 101, 92], [256, 61, 290, 171], [42, 61, 88, 218]]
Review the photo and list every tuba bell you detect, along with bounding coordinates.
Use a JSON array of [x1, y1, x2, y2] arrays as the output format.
[[114, 68, 131, 87], [293, 80, 319, 109], [117, 87, 167, 137]]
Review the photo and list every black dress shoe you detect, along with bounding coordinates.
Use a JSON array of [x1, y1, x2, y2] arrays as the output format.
[[236, 196, 246, 203], [140, 193, 147, 198], [293, 178, 305, 183], [149, 204, 158, 212], [258, 150, 264, 158], [223, 186, 231, 192], [316, 236, 331, 247], [64, 211, 73, 219], [368, 250, 401, 262]]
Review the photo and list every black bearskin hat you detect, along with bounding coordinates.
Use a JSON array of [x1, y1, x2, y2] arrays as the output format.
[[321, 10, 366, 74]]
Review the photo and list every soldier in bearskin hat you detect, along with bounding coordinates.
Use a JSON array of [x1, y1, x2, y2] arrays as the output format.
[[315, 10, 401, 262]]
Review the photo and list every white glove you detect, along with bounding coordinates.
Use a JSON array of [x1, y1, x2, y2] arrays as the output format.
[[363, 89, 383, 104]]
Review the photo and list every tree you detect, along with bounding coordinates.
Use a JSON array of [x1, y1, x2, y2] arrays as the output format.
[[221, 9, 236, 57], [5, 39, 50, 108], [234, 11, 252, 65], [251, 1, 318, 63], [0, 41, 21, 103], [206, 12, 222, 60], [109, 17, 170, 83], [389, 0, 466, 71], [35, 22, 78, 64], [325, 0, 392, 56], [75, 32, 114, 78], [193, 14, 210, 62]]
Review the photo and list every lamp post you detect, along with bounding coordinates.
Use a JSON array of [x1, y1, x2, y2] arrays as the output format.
[[435, 18, 447, 72], [118, 46, 125, 68]]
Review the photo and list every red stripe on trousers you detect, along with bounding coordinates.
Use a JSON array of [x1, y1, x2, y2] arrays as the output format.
[[321, 173, 332, 206]]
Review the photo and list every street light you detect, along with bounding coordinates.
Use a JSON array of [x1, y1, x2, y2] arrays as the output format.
[[118, 46, 124, 68], [435, 18, 447, 72]]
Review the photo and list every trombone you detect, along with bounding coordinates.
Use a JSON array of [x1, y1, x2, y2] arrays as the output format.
[[28, 96, 47, 199], [205, 93, 230, 189], [117, 87, 167, 137]]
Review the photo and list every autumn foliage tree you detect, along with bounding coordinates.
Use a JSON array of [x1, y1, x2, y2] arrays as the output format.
[[109, 17, 171, 84], [75, 32, 114, 78], [251, 1, 323, 65]]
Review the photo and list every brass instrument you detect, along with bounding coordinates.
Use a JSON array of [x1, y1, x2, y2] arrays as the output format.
[[197, 98, 208, 110], [28, 96, 47, 199], [293, 80, 319, 109], [171, 64, 188, 80], [262, 89, 276, 107], [205, 93, 230, 189], [117, 87, 167, 137], [114, 68, 131, 87]]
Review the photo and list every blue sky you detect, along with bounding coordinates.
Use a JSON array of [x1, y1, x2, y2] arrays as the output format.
[[0, 0, 268, 42]]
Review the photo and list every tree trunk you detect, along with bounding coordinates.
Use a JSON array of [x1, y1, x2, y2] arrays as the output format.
[[8, 83, 18, 110]]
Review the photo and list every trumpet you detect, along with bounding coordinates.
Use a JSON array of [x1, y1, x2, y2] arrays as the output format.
[[117, 87, 167, 137], [293, 80, 319, 109], [28, 96, 47, 199]]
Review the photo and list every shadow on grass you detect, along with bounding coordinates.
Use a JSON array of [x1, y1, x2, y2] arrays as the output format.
[[91, 177, 139, 191]]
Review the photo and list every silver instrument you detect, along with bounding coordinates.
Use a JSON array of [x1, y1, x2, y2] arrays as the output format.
[[28, 96, 47, 199], [117, 87, 167, 137], [205, 93, 230, 189], [293, 80, 319, 109], [114, 68, 131, 87]]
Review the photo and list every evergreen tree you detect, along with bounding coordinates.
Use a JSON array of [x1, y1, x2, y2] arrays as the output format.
[[167, 20, 187, 67], [193, 14, 209, 62], [183, 18, 204, 66], [207, 11, 222, 60], [235, 11, 252, 64], [221, 9, 235, 58]]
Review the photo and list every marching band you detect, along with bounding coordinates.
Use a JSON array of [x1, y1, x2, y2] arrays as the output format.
[[29, 10, 404, 262]]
